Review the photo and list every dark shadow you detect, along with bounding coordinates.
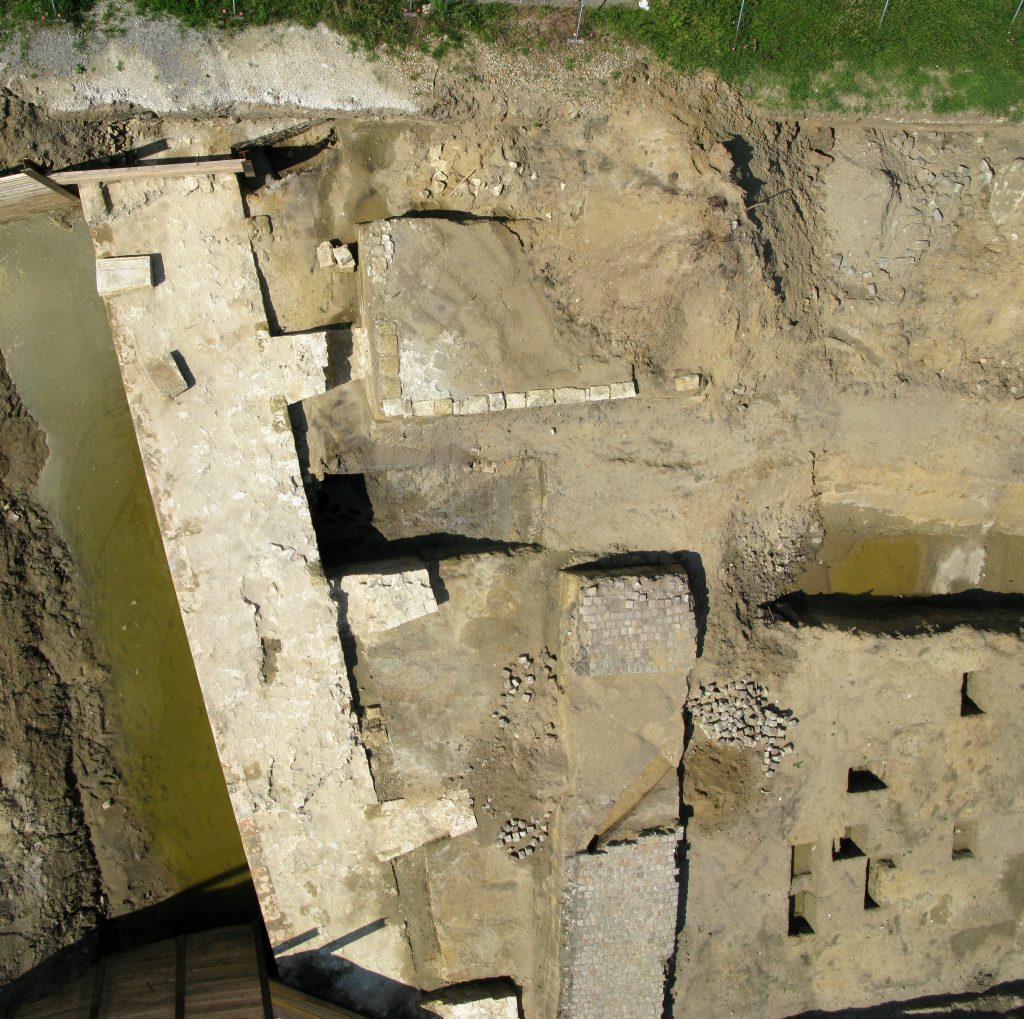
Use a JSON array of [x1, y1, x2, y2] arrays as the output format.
[[787, 894, 814, 937], [249, 239, 282, 335], [564, 550, 708, 657], [722, 133, 784, 297], [305, 472, 529, 574], [661, 836, 689, 1019], [0, 865, 260, 1013], [149, 252, 166, 286], [783, 978, 1024, 1018], [403, 209, 522, 225], [317, 919, 388, 953], [832, 833, 865, 861], [723, 135, 765, 209], [23, 137, 170, 177], [276, 946, 423, 1019], [763, 591, 1024, 637], [262, 134, 337, 177], [863, 861, 880, 910], [288, 400, 313, 485], [237, 147, 277, 202], [847, 768, 887, 793], [960, 673, 984, 717], [422, 979, 524, 1019], [324, 325, 353, 388], [169, 349, 195, 390]]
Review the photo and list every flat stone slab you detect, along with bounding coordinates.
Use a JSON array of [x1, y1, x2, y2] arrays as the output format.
[[332, 562, 438, 639], [95, 254, 153, 295], [81, 177, 418, 1015], [370, 791, 477, 862]]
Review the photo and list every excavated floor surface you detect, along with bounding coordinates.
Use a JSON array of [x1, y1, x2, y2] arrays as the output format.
[[3, 41, 1024, 1019]]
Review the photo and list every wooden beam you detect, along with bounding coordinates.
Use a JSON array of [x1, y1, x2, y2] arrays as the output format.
[[50, 158, 253, 185]]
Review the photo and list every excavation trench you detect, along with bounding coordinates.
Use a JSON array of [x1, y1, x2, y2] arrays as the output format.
[[0, 214, 254, 924]]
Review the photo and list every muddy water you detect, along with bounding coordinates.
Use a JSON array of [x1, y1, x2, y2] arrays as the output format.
[[797, 505, 1024, 596], [0, 215, 252, 915]]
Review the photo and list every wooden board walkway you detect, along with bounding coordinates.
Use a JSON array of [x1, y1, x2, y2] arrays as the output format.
[[11, 925, 272, 1019], [0, 159, 253, 225]]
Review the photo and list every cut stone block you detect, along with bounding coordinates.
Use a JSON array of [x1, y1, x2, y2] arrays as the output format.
[[609, 380, 637, 399], [675, 372, 704, 394], [333, 243, 356, 271], [370, 790, 477, 862], [586, 385, 610, 401], [487, 392, 506, 411], [462, 395, 489, 415], [381, 397, 407, 418], [505, 392, 527, 409], [554, 387, 587, 404], [526, 388, 555, 407], [95, 255, 153, 296], [421, 984, 520, 1019], [332, 563, 438, 639], [316, 240, 336, 268], [379, 376, 402, 400]]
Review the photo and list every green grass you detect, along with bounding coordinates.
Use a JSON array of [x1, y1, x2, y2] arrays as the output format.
[[594, 0, 1024, 114], [1, 0, 513, 51]]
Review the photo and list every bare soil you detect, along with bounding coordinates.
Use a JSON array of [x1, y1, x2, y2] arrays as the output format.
[[0, 348, 166, 1003], [4, 22, 1024, 1015]]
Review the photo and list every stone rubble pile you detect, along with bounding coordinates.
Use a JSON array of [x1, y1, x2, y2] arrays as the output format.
[[492, 648, 557, 727], [497, 814, 551, 859], [693, 676, 796, 777], [365, 221, 395, 281]]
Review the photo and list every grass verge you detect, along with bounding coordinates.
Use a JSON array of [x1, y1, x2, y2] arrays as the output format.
[[2, 0, 1022, 116], [0, 0, 513, 53], [594, 0, 1024, 115]]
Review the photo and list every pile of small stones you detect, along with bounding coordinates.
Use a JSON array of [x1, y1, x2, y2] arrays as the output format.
[[365, 221, 395, 282], [497, 815, 551, 859], [492, 649, 557, 727], [693, 676, 796, 777]]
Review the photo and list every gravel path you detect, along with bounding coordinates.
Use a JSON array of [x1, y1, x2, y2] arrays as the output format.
[[1, 15, 426, 114]]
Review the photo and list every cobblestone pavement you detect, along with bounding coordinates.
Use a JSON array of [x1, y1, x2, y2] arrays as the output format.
[[559, 831, 681, 1018], [568, 570, 697, 676]]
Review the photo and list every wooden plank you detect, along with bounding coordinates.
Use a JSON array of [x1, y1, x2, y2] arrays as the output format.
[[268, 981, 368, 1019], [96, 255, 153, 297], [0, 171, 76, 224], [13, 968, 96, 1018], [21, 166, 78, 202], [50, 159, 252, 185], [97, 940, 176, 1019], [183, 926, 268, 1018]]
